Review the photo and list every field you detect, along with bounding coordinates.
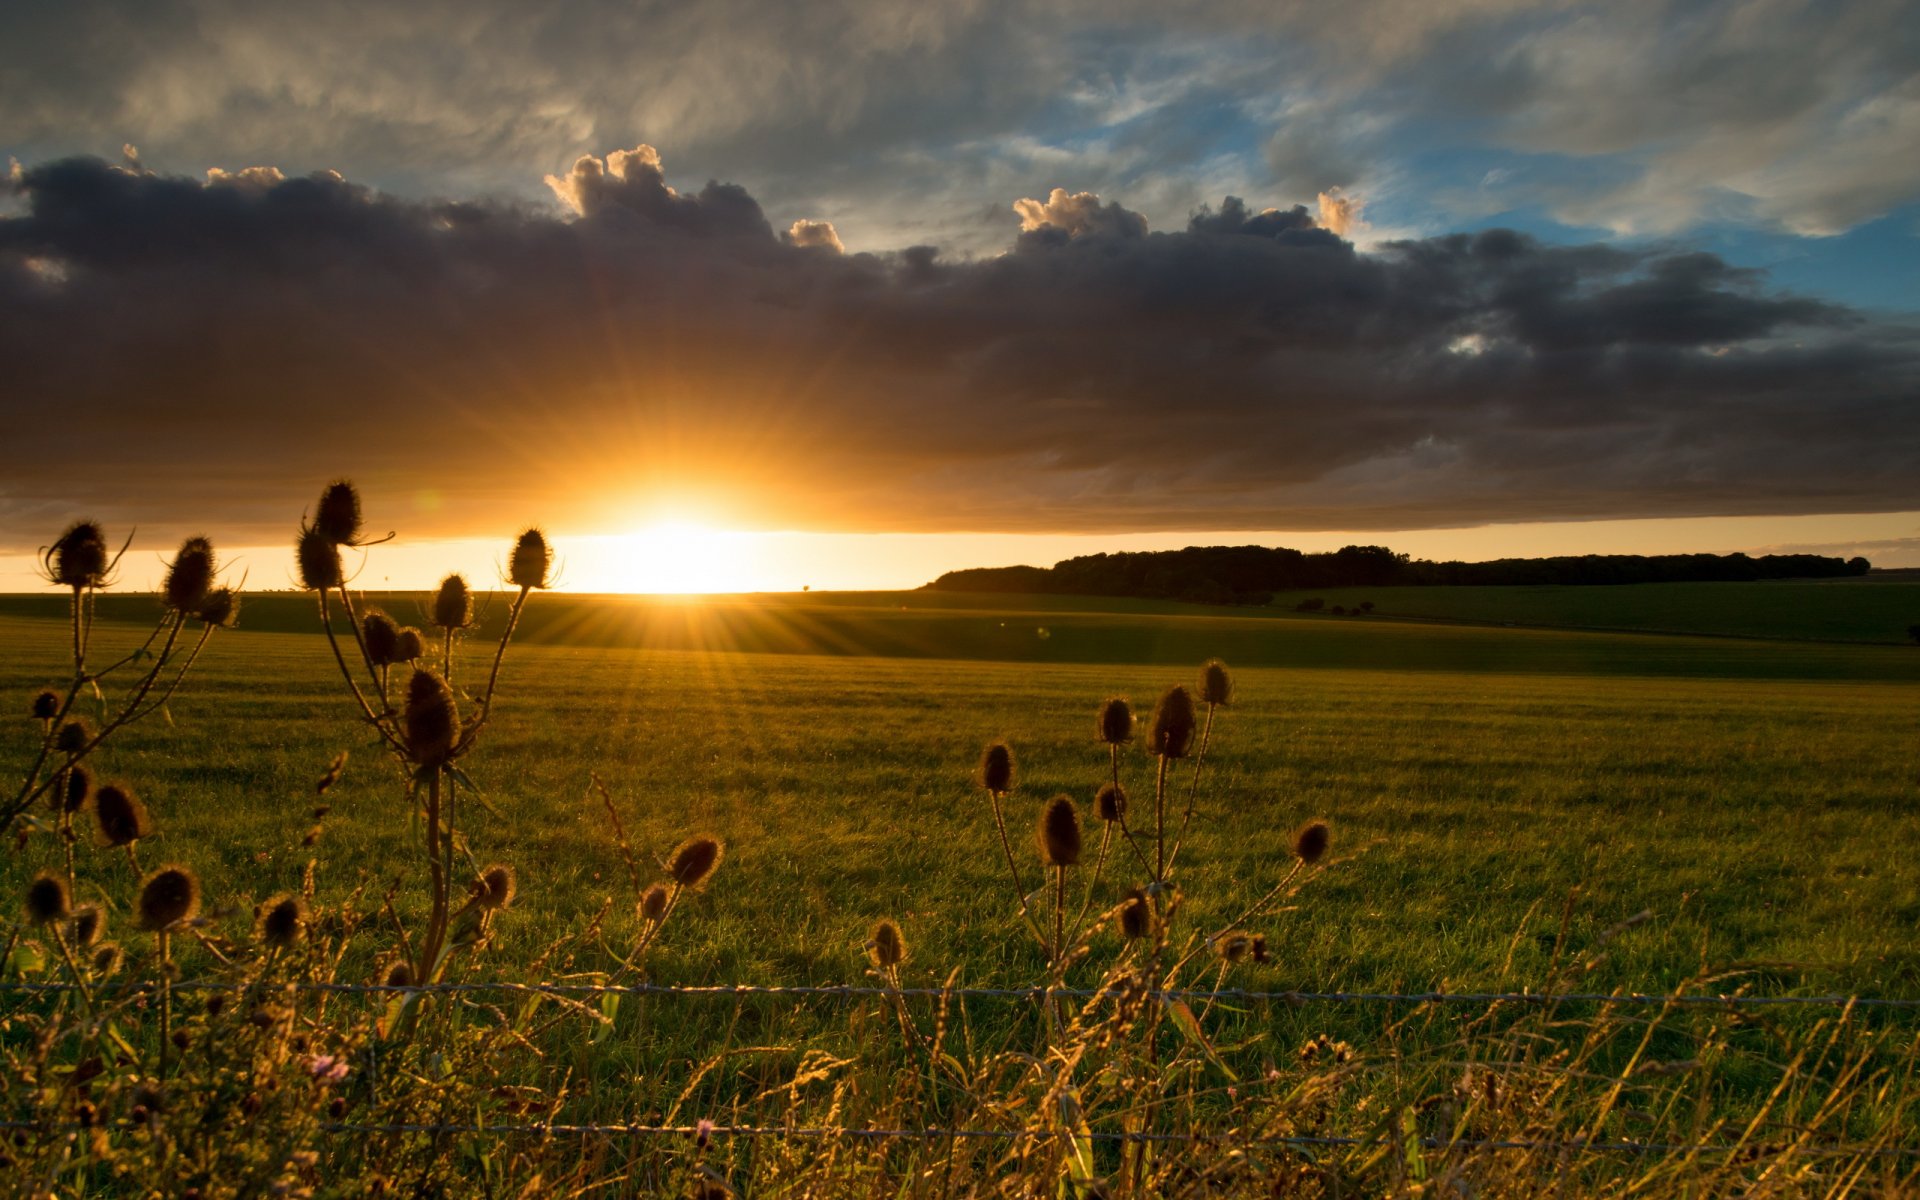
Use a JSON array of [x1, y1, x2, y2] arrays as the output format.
[[5, 585, 1919, 1194]]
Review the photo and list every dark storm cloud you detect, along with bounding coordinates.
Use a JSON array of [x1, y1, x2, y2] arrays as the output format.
[[1, 150, 1915, 548]]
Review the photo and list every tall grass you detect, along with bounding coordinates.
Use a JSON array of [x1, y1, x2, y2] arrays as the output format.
[[2, 484, 1915, 1197]]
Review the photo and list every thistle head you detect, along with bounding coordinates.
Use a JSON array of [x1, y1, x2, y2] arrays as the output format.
[[31, 689, 60, 721], [54, 719, 91, 755], [977, 741, 1015, 795], [473, 864, 517, 910], [25, 871, 71, 925], [402, 669, 459, 766], [296, 525, 343, 590], [1292, 820, 1331, 865], [315, 480, 363, 546], [137, 865, 201, 931], [384, 961, 415, 988], [62, 764, 94, 813], [257, 895, 306, 947], [196, 587, 240, 628], [431, 573, 473, 631], [1097, 697, 1134, 746], [640, 883, 671, 921], [92, 943, 124, 976], [94, 784, 152, 846], [71, 904, 107, 947], [667, 836, 723, 889], [1037, 794, 1081, 867], [44, 521, 111, 589], [360, 611, 401, 666], [1199, 659, 1233, 707], [508, 529, 551, 590], [163, 536, 216, 614], [1117, 887, 1152, 940], [1215, 931, 1254, 965], [394, 627, 425, 663], [868, 918, 907, 969], [1148, 685, 1196, 759]]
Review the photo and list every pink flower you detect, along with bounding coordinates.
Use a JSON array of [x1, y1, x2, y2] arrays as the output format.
[[307, 1054, 349, 1083], [695, 1118, 714, 1149]]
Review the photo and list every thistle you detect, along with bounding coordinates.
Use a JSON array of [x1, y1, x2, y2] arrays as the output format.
[[26, 871, 71, 924], [1148, 686, 1196, 759], [361, 611, 401, 667], [31, 689, 59, 721], [315, 480, 363, 546], [43, 521, 110, 589], [430, 573, 473, 631], [94, 784, 152, 846], [509, 529, 551, 590], [1096, 782, 1127, 822], [257, 895, 306, 947], [1097, 697, 1134, 745], [977, 742, 1015, 795], [137, 865, 201, 931], [162, 537, 216, 614], [296, 525, 343, 590], [473, 864, 517, 910], [1292, 820, 1331, 865], [668, 837, 723, 889], [402, 669, 459, 766], [1037, 795, 1082, 867], [868, 918, 907, 969]]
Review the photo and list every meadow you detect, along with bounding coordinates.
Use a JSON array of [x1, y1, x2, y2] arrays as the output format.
[[5, 579, 1919, 1195]]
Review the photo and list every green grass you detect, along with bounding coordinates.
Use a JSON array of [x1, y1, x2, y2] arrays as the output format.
[[1268, 578, 1920, 644]]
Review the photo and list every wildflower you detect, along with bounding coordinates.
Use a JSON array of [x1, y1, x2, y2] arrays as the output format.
[[196, 587, 240, 628], [402, 669, 458, 766], [70, 904, 106, 947], [1117, 888, 1151, 940], [1096, 697, 1133, 745], [695, 1118, 714, 1150], [430, 573, 473, 631], [1037, 795, 1081, 866], [295, 525, 342, 590], [258, 894, 306, 947], [137, 865, 201, 931], [314, 481, 363, 546], [668, 837, 723, 889], [26, 871, 71, 924], [45, 521, 110, 589], [394, 627, 425, 662], [977, 741, 1014, 794], [162, 537, 216, 614], [31, 690, 59, 721], [1292, 820, 1331, 865], [1096, 782, 1127, 822], [94, 784, 152, 846], [55, 719, 91, 755], [306, 1055, 349, 1084], [1199, 659, 1233, 707], [509, 529, 551, 589], [62, 764, 94, 813], [868, 919, 907, 969], [1148, 686, 1196, 758], [360, 611, 401, 666], [640, 882, 670, 921], [473, 864, 516, 910]]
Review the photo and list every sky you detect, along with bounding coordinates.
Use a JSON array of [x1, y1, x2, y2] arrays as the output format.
[[2, 0, 1917, 591]]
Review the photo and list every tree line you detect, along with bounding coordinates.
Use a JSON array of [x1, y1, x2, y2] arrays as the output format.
[[924, 545, 1871, 606]]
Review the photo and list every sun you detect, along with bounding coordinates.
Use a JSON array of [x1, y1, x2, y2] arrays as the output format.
[[576, 519, 765, 594]]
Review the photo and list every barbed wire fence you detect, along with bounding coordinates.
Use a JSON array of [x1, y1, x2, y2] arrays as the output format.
[[6, 977, 1918, 1161]]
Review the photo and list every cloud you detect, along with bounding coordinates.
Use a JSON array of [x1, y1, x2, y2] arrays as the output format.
[[0, 149, 1915, 552], [785, 219, 845, 253]]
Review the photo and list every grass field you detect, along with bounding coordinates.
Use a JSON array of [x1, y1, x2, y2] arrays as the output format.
[[6, 588, 1918, 1193]]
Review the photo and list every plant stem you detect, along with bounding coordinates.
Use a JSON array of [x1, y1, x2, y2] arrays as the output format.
[[419, 769, 449, 981], [988, 792, 1047, 949], [1164, 703, 1217, 875]]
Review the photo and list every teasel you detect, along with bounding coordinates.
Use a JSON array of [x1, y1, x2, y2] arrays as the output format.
[[42, 520, 111, 589], [977, 741, 1015, 795], [1148, 686, 1196, 759], [94, 783, 152, 847], [1117, 887, 1152, 940], [26, 871, 71, 924], [361, 611, 402, 667], [1097, 697, 1134, 746], [431, 573, 474, 631], [473, 864, 517, 910], [509, 529, 552, 590], [138, 866, 200, 931], [1166, 660, 1233, 880], [640, 883, 671, 922], [868, 918, 907, 970], [70, 904, 107, 948], [1292, 820, 1331, 865], [162, 537, 216, 614], [257, 894, 307, 948], [1215, 931, 1254, 965], [668, 837, 723, 889], [1096, 783, 1127, 823], [402, 669, 459, 767], [315, 480, 364, 546], [296, 525, 343, 590], [384, 961, 416, 988], [1199, 659, 1233, 708], [976, 740, 1043, 947], [196, 587, 240, 629], [91, 943, 123, 977], [55, 719, 91, 756], [394, 627, 425, 663], [1037, 795, 1081, 964], [62, 763, 94, 813], [31, 689, 60, 721]]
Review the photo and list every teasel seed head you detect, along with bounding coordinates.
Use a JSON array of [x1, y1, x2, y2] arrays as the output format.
[[361, 611, 401, 666], [31, 689, 59, 721], [163, 536, 216, 614], [71, 904, 107, 948], [1199, 659, 1233, 707], [257, 894, 306, 947], [394, 627, 425, 663], [63, 764, 95, 813], [1148, 685, 1196, 759], [431, 572, 474, 631], [1037, 794, 1082, 867], [402, 669, 459, 766], [45, 521, 111, 589], [94, 784, 152, 846], [1097, 697, 1134, 745], [1292, 820, 1331, 865], [384, 961, 415, 988], [137, 865, 200, 931], [296, 524, 343, 590], [474, 864, 517, 910], [668, 836, 724, 889], [92, 943, 123, 976], [1251, 933, 1269, 964], [315, 480, 363, 546], [868, 919, 907, 969], [977, 741, 1015, 795], [640, 883, 671, 921], [508, 528, 551, 590], [196, 586, 240, 628], [1118, 887, 1152, 940], [1215, 931, 1254, 965], [26, 871, 71, 924], [54, 719, 91, 755], [1096, 782, 1127, 823]]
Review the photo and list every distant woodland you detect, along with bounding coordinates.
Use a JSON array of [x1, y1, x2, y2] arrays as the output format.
[[924, 546, 1872, 606]]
